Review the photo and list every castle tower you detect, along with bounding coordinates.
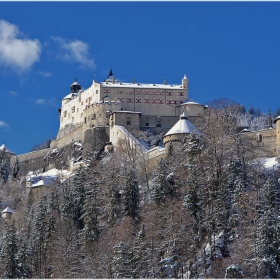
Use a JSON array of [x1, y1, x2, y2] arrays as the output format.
[[163, 111, 201, 149], [1, 207, 15, 223], [182, 74, 188, 89], [273, 115, 280, 156], [70, 79, 82, 93]]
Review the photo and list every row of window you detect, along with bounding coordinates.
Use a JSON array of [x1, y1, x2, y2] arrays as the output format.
[[117, 98, 182, 105], [117, 90, 185, 96]]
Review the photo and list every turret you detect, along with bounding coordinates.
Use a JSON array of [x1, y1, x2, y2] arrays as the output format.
[[70, 79, 82, 93], [182, 74, 188, 89], [273, 115, 280, 156]]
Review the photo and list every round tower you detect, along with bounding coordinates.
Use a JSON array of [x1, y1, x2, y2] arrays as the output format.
[[163, 111, 201, 149], [273, 115, 280, 156]]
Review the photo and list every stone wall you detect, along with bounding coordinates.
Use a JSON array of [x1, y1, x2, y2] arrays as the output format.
[[11, 148, 51, 176], [51, 124, 84, 149], [83, 126, 110, 156]]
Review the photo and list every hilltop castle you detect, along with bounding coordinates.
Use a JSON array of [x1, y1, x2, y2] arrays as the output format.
[[3, 69, 280, 180]]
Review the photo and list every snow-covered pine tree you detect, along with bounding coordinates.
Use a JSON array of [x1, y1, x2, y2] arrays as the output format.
[[12, 157, 20, 179], [107, 168, 122, 226], [131, 224, 150, 278], [112, 241, 133, 278], [254, 175, 280, 278], [183, 160, 204, 236], [62, 166, 87, 229], [153, 158, 177, 205], [29, 198, 48, 277], [0, 221, 19, 278], [80, 180, 102, 245], [123, 169, 140, 221], [0, 150, 9, 186], [15, 241, 32, 278]]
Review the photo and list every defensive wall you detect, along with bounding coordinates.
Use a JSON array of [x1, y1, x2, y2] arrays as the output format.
[[11, 148, 51, 176], [244, 128, 277, 157]]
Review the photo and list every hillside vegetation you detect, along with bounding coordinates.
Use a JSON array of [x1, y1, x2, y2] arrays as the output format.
[[0, 106, 280, 278]]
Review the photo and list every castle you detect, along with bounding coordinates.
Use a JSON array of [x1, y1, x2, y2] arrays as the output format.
[[2, 69, 280, 184]]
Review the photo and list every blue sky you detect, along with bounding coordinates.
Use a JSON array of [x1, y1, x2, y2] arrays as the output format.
[[1, 2, 280, 154]]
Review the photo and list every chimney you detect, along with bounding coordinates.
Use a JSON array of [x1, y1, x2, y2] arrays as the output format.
[[132, 78, 135, 84], [164, 79, 166, 85]]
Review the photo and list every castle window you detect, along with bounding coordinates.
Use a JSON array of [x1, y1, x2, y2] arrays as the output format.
[[127, 120, 131, 126], [127, 98, 133, 103], [64, 111, 67, 117], [84, 117, 87, 123], [96, 90, 98, 94], [92, 113, 96, 120], [104, 89, 110, 94], [167, 91, 173, 96], [118, 98, 124, 102], [178, 92, 184, 96], [71, 106, 75, 113], [136, 98, 141, 103]]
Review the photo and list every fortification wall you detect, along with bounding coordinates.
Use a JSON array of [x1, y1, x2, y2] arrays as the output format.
[[11, 148, 51, 176], [83, 126, 110, 155], [244, 128, 277, 158], [51, 125, 84, 149]]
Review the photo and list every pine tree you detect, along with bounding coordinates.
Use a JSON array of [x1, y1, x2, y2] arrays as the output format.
[[123, 169, 140, 221], [12, 157, 20, 179], [30, 198, 48, 277], [107, 167, 122, 225], [112, 241, 133, 278], [80, 180, 102, 245], [15, 241, 32, 278], [1, 221, 19, 278], [132, 225, 150, 278]]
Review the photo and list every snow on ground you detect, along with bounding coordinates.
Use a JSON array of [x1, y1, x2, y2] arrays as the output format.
[[26, 168, 71, 187], [252, 157, 279, 170]]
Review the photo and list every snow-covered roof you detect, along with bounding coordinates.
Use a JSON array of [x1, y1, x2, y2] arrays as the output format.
[[1, 207, 15, 214], [164, 112, 201, 137], [26, 168, 71, 188], [273, 115, 280, 124], [0, 144, 15, 154], [240, 128, 251, 133], [101, 81, 183, 90], [71, 80, 80, 86], [62, 92, 78, 100], [180, 98, 207, 107]]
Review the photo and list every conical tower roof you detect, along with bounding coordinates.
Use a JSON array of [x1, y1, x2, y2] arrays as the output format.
[[104, 68, 119, 83], [164, 112, 201, 137], [0, 144, 15, 155], [1, 207, 15, 214]]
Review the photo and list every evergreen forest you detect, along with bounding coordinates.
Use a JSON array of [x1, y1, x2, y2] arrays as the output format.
[[0, 105, 280, 278]]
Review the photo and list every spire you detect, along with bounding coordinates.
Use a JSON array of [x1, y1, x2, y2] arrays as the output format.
[[104, 67, 119, 83], [109, 67, 113, 77]]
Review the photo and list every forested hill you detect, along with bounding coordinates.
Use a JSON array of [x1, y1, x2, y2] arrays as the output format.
[[0, 106, 280, 278]]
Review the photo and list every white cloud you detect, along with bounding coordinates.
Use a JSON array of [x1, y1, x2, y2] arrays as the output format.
[[53, 37, 94, 69], [38, 70, 52, 77], [0, 20, 41, 72], [0, 121, 9, 129], [35, 98, 58, 107], [35, 98, 47, 105], [9, 90, 17, 97]]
